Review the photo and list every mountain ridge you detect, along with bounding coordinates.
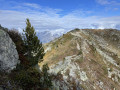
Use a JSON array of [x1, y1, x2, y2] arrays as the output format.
[[39, 29, 120, 90]]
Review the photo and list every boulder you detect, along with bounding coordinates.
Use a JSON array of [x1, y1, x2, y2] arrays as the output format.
[[0, 29, 19, 72]]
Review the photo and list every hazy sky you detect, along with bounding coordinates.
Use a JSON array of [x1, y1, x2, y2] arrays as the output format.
[[0, 0, 120, 32]]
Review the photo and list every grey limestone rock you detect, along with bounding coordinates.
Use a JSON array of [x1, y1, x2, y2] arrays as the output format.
[[0, 29, 19, 72]]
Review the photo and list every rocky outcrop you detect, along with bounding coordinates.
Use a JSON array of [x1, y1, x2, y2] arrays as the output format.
[[0, 29, 19, 72]]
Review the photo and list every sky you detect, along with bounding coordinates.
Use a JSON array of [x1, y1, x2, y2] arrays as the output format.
[[0, 0, 120, 33]]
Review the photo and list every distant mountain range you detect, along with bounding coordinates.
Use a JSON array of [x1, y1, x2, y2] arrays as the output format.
[[36, 30, 68, 43], [36, 23, 120, 43]]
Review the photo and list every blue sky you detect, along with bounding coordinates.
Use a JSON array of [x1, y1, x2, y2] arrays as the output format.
[[0, 0, 120, 33]]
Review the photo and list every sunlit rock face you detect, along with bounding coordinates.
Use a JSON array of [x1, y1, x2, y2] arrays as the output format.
[[0, 29, 19, 72], [40, 29, 120, 90]]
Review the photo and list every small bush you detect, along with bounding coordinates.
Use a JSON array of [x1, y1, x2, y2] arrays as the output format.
[[41, 64, 52, 88], [78, 50, 82, 55], [7, 29, 25, 54], [10, 67, 42, 90], [10, 64, 53, 90]]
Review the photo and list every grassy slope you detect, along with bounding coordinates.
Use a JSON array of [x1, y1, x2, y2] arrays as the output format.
[[39, 29, 120, 89]]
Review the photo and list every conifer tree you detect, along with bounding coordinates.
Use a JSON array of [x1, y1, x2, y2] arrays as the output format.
[[23, 19, 44, 67]]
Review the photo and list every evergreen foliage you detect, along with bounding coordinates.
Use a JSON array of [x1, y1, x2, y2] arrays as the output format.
[[7, 29, 29, 69], [41, 64, 52, 88], [7, 29, 24, 54], [10, 67, 42, 90], [0, 21, 52, 89], [23, 19, 45, 67]]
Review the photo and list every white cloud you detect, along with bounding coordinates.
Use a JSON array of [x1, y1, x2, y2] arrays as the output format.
[[96, 0, 120, 5], [0, 9, 120, 33], [23, 3, 41, 9], [50, 29, 68, 35], [0, 2, 120, 34], [96, 0, 109, 5], [96, 0, 120, 12], [113, 8, 119, 11]]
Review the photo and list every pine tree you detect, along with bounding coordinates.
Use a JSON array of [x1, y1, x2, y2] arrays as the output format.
[[23, 18, 44, 67]]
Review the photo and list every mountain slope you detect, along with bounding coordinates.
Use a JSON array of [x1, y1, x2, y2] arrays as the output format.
[[39, 29, 120, 90]]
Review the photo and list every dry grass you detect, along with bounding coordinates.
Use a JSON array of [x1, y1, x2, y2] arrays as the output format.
[[39, 29, 120, 90]]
